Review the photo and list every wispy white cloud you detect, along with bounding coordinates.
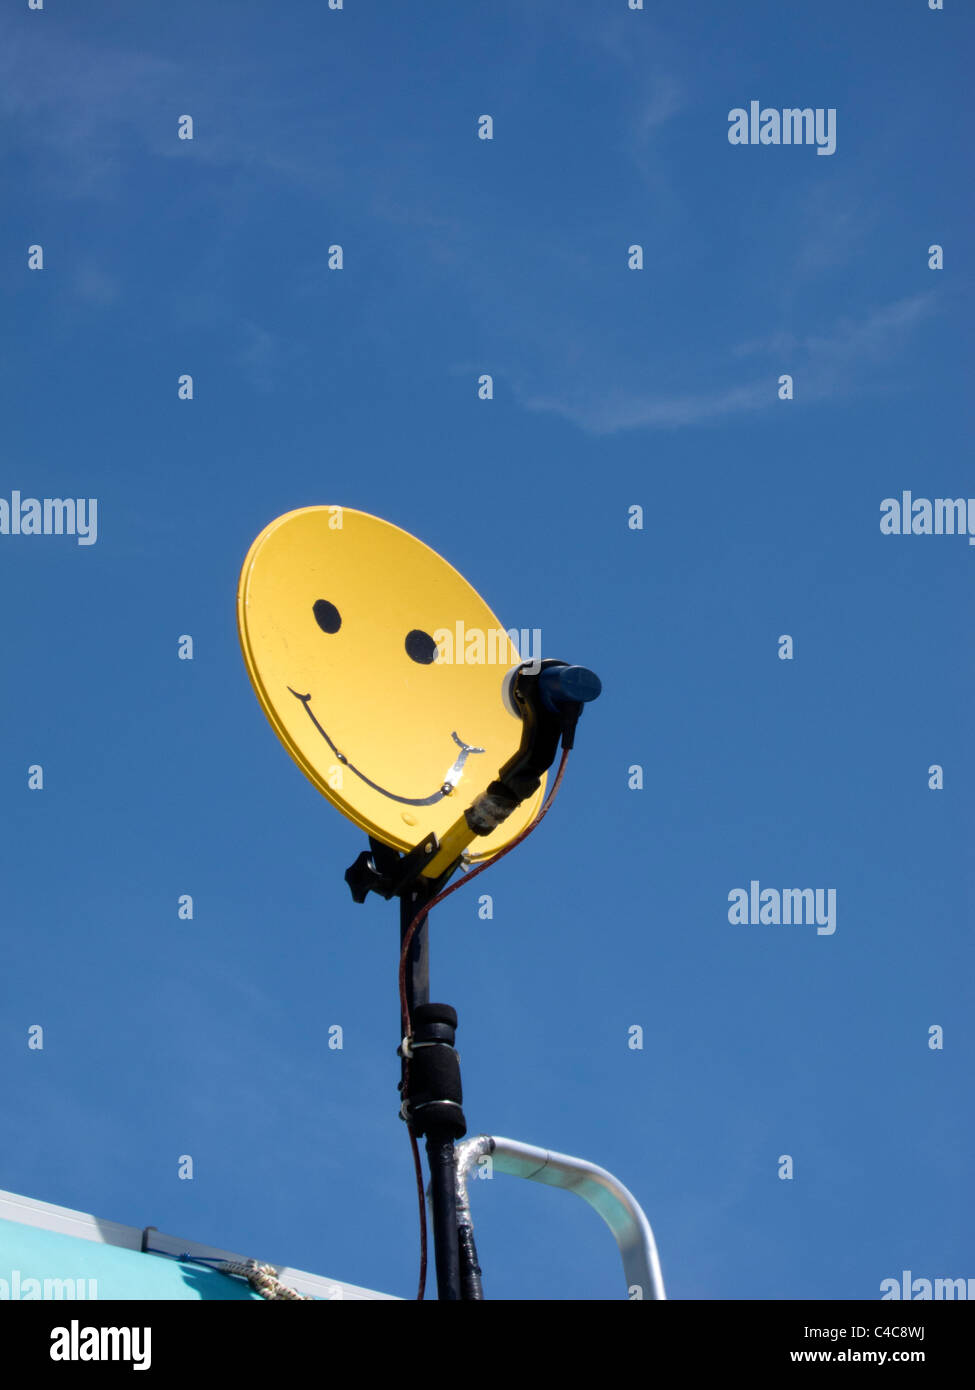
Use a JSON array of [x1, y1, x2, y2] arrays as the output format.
[[0, 32, 180, 198], [0, 26, 342, 199], [776, 177, 878, 281], [522, 378, 770, 433], [802, 292, 935, 364], [515, 293, 938, 435], [635, 74, 686, 136]]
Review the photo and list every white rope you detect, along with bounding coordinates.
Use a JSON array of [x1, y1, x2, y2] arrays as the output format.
[[218, 1258, 314, 1301]]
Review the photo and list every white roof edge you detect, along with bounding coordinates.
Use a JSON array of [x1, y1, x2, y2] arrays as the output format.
[[0, 1188, 398, 1301]]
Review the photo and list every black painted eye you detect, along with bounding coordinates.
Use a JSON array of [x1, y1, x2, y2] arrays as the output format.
[[313, 600, 341, 634], [405, 629, 437, 665]]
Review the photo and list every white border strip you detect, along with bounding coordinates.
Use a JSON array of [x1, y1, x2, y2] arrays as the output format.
[[0, 1188, 397, 1301]]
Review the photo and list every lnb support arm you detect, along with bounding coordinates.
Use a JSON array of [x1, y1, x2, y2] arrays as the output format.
[[463, 659, 601, 837], [345, 658, 602, 900]]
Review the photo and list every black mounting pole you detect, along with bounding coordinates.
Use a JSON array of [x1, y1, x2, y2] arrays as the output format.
[[426, 1135, 461, 1298], [344, 657, 603, 1301], [409, 1001, 466, 1300], [399, 884, 430, 1020], [399, 883, 466, 1301], [348, 843, 467, 1300]]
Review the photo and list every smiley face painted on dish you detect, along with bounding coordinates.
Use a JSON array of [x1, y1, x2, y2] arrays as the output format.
[[287, 595, 485, 805], [237, 506, 545, 857]]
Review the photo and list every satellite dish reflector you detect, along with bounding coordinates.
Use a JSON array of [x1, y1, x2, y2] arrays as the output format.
[[237, 507, 545, 859]]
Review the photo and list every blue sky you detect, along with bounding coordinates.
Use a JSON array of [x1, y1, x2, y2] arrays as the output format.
[[1, 0, 972, 1300]]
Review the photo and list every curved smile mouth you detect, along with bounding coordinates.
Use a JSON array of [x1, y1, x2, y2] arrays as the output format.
[[288, 688, 485, 805]]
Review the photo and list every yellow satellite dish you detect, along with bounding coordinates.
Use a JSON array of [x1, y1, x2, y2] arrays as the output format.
[[237, 507, 545, 864]]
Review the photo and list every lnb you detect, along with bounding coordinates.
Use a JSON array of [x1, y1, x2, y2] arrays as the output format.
[[537, 663, 602, 713]]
